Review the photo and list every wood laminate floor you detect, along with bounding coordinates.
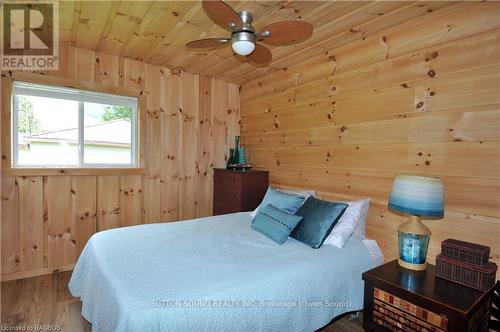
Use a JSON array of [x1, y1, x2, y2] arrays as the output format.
[[1, 271, 363, 332]]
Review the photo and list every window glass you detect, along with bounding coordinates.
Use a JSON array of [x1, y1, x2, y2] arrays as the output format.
[[83, 102, 133, 165], [12, 81, 138, 168], [16, 95, 79, 166]]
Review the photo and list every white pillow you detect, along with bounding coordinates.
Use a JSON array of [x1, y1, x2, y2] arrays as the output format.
[[351, 198, 370, 240], [323, 198, 370, 248], [278, 188, 316, 199], [249, 188, 316, 218]]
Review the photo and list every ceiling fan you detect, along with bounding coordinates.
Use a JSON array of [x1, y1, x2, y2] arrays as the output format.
[[185, 0, 314, 66]]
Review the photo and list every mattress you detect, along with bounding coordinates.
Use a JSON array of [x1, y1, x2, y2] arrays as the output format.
[[69, 212, 379, 332]]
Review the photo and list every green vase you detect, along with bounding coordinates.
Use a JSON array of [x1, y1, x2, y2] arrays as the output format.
[[234, 136, 240, 163], [238, 147, 246, 164], [226, 148, 236, 167]]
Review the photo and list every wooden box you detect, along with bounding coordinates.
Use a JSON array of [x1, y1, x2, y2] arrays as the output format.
[[436, 254, 497, 291], [441, 239, 490, 267]]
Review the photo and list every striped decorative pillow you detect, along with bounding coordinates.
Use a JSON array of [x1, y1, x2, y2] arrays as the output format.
[[251, 204, 303, 245]]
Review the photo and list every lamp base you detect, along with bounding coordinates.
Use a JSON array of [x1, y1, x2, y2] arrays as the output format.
[[398, 258, 426, 271], [397, 215, 431, 271]]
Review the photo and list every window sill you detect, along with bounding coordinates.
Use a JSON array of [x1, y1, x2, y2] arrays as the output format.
[[1, 167, 146, 176]]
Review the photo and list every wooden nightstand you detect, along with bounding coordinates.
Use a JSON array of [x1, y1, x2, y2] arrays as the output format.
[[362, 260, 494, 332], [213, 168, 268, 215]]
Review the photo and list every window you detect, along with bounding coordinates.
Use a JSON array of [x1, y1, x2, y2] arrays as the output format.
[[12, 81, 138, 168]]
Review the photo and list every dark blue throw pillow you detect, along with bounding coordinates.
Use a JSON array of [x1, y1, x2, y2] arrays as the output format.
[[251, 204, 303, 245], [291, 196, 348, 249]]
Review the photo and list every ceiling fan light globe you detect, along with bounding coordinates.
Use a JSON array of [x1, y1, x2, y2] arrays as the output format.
[[231, 31, 256, 56], [232, 40, 255, 56]]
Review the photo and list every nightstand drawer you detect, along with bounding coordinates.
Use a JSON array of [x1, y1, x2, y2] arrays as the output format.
[[373, 288, 448, 331]]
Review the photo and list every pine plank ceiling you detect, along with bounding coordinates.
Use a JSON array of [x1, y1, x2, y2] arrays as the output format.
[[60, 1, 453, 84]]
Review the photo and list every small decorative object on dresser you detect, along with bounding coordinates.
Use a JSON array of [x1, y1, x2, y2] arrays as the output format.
[[363, 260, 495, 332], [388, 175, 444, 271], [226, 148, 237, 167], [226, 135, 251, 170], [238, 146, 246, 164], [213, 168, 268, 215]]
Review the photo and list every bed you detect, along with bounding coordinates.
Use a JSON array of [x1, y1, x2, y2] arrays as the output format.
[[69, 212, 383, 332]]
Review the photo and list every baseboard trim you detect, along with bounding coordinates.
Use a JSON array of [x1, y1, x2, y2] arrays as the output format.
[[1, 264, 75, 282]]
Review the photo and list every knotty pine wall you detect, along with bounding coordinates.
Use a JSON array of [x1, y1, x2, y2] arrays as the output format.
[[240, 2, 500, 275], [1, 46, 240, 281]]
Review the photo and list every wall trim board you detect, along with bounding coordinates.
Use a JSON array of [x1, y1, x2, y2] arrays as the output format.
[[6, 71, 140, 98], [2, 168, 146, 177], [1, 263, 75, 282]]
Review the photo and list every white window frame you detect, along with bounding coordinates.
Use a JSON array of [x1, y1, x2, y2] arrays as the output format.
[[12, 81, 138, 168]]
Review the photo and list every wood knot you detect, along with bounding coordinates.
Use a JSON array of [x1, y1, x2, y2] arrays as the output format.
[[427, 69, 436, 77]]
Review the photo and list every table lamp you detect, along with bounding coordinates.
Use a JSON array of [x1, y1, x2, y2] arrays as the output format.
[[388, 175, 444, 271]]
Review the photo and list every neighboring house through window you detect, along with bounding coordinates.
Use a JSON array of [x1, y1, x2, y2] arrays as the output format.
[[12, 81, 138, 167]]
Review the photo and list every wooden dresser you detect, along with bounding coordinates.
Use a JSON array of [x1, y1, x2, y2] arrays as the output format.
[[213, 168, 269, 216], [363, 260, 494, 332]]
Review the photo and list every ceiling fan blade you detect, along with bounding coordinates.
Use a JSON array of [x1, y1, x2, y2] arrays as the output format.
[[202, 0, 243, 31], [185, 38, 230, 48], [260, 20, 313, 46], [246, 43, 272, 66]]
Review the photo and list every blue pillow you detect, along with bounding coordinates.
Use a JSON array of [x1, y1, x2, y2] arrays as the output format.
[[251, 205, 303, 245], [291, 196, 348, 249], [252, 186, 305, 222]]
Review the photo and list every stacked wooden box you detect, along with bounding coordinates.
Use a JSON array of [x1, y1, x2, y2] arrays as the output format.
[[436, 239, 497, 291]]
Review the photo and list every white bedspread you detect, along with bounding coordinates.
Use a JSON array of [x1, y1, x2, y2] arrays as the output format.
[[69, 212, 374, 331]]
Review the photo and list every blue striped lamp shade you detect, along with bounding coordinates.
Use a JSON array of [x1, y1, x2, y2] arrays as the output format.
[[388, 175, 444, 218]]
